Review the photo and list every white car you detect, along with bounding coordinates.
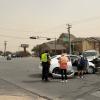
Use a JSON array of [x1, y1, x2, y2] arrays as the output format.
[[82, 50, 99, 61], [39, 54, 75, 78], [39, 54, 96, 78], [49, 55, 75, 78]]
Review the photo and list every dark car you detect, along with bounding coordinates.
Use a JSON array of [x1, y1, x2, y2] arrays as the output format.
[[92, 56, 100, 70]]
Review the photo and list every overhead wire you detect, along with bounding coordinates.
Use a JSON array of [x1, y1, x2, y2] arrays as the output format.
[[0, 16, 100, 39], [71, 16, 100, 25], [0, 33, 28, 39], [44, 16, 100, 32]]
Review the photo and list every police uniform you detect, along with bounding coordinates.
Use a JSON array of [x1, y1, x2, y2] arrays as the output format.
[[41, 52, 50, 81]]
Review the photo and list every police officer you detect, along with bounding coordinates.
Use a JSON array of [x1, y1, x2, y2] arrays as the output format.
[[41, 51, 50, 81]]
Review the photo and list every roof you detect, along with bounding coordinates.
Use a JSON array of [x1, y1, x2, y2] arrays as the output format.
[[59, 33, 76, 39], [89, 37, 100, 42], [47, 43, 66, 50], [71, 38, 85, 42], [72, 37, 100, 43], [41, 42, 66, 50]]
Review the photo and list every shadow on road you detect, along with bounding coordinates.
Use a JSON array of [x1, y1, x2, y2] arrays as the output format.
[[28, 73, 41, 78], [22, 80, 43, 83], [22, 78, 69, 83], [22, 73, 42, 83]]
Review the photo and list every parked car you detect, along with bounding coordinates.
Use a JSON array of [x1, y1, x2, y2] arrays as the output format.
[[92, 55, 100, 70], [39, 54, 96, 78], [7, 54, 12, 60], [82, 50, 99, 61]]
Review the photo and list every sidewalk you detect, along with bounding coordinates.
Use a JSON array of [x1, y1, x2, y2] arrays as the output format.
[[0, 79, 47, 100]]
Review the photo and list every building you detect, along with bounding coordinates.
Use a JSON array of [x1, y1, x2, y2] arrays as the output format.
[[32, 33, 100, 56], [72, 37, 100, 54], [38, 41, 67, 56]]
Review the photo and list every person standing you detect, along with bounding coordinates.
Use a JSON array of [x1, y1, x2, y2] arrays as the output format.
[[58, 53, 69, 82], [77, 56, 85, 78], [41, 51, 50, 81], [84, 57, 88, 74]]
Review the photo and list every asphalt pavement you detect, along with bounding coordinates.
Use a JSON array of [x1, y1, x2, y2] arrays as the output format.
[[0, 57, 100, 100], [0, 78, 47, 100]]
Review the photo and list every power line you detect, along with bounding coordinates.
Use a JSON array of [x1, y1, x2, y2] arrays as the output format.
[[72, 16, 100, 25], [0, 26, 33, 33], [0, 16, 100, 33], [44, 16, 100, 32], [0, 34, 29, 39], [0, 16, 100, 39]]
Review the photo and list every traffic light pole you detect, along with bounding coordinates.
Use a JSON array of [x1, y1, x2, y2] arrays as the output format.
[[30, 36, 57, 54]]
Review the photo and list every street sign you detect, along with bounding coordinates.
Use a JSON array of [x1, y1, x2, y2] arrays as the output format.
[[21, 44, 29, 48]]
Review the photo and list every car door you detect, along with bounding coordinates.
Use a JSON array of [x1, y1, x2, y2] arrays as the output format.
[[70, 55, 79, 72]]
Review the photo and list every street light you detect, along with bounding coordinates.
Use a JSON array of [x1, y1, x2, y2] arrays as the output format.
[[30, 36, 57, 54]]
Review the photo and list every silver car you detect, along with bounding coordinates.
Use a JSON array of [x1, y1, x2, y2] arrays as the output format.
[[70, 55, 96, 74]]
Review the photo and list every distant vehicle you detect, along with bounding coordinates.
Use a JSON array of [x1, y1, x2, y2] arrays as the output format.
[[82, 50, 99, 61], [39, 54, 96, 78], [92, 55, 100, 69], [7, 54, 12, 60]]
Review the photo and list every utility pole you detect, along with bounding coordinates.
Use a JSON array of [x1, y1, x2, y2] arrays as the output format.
[[54, 38, 57, 55], [4, 41, 7, 57], [67, 24, 72, 54]]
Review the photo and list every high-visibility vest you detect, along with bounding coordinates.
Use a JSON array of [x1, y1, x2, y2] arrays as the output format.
[[41, 53, 48, 62]]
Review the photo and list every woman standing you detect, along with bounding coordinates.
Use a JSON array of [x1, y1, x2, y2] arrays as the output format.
[[58, 54, 69, 82]]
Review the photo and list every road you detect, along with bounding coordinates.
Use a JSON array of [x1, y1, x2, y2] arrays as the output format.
[[0, 57, 100, 100]]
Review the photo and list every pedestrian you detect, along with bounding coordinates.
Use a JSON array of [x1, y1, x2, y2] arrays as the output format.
[[77, 56, 85, 78], [40, 51, 51, 81], [58, 53, 69, 82], [84, 57, 88, 74]]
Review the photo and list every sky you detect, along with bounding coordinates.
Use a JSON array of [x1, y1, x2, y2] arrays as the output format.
[[0, 0, 100, 52]]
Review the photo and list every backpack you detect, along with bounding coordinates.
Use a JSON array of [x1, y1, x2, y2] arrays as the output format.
[[80, 57, 85, 65]]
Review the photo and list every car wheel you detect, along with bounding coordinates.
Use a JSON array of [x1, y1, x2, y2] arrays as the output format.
[[52, 67, 74, 78], [52, 67, 61, 74], [87, 66, 95, 74]]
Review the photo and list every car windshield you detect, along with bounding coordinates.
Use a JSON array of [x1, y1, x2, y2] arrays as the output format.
[[51, 55, 57, 59], [51, 55, 71, 61], [70, 55, 78, 63], [83, 52, 97, 57], [66, 56, 70, 61]]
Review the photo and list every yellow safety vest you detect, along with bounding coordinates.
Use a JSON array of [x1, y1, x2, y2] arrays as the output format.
[[41, 53, 47, 62]]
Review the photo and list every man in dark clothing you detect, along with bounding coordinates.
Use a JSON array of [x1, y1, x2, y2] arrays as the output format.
[[84, 57, 88, 73], [77, 56, 85, 78]]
